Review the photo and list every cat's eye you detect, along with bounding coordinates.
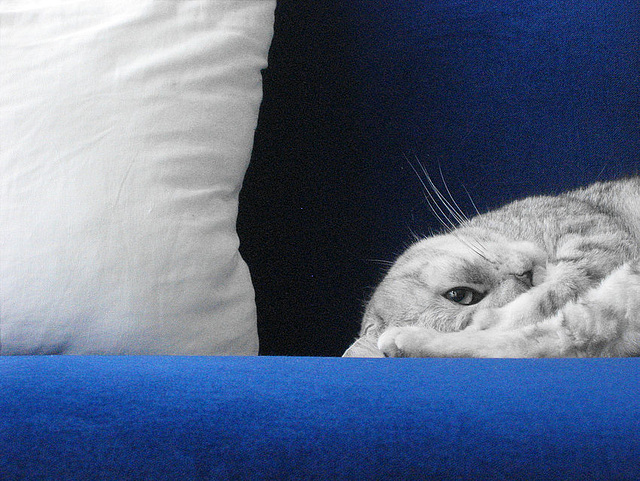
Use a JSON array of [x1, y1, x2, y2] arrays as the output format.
[[443, 287, 484, 306]]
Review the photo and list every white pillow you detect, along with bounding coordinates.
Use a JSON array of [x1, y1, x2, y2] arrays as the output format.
[[0, 1, 275, 355]]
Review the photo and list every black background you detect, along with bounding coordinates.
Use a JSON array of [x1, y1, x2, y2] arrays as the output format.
[[238, 0, 640, 356]]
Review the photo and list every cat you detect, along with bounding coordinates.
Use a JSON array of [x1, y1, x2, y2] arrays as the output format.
[[343, 175, 640, 358]]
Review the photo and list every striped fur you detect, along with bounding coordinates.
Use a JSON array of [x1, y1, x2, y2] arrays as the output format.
[[344, 176, 640, 358]]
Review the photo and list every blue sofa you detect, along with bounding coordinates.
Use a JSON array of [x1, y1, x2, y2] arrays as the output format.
[[2, 1, 640, 479], [3, 356, 640, 480]]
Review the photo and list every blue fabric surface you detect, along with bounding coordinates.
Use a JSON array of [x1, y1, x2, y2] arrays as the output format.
[[1, 356, 639, 480]]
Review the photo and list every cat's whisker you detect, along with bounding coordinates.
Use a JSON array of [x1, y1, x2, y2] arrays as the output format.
[[462, 233, 493, 261], [462, 183, 481, 216], [459, 236, 493, 263], [416, 176, 457, 231], [448, 229, 496, 264], [470, 237, 498, 264], [472, 244, 494, 264], [404, 154, 497, 264], [405, 156, 457, 231], [409, 154, 474, 230], [438, 163, 471, 224], [407, 226, 423, 243], [365, 258, 396, 267], [418, 160, 467, 226], [424, 193, 456, 232]]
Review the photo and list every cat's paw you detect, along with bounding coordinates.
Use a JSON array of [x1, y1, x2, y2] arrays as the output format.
[[377, 327, 405, 357], [377, 326, 437, 357], [531, 264, 547, 286], [470, 308, 501, 330], [472, 297, 539, 329]]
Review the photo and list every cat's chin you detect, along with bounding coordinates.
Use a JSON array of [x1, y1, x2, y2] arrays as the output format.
[[342, 336, 386, 358]]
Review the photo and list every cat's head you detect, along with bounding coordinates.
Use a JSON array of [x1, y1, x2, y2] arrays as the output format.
[[353, 228, 547, 348]]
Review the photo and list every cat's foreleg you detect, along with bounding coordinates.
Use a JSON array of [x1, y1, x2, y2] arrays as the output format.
[[557, 262, 640, 356], [378, 263, 640, 358], [473, 240, 627, 329], [377, 319, 574, 358]]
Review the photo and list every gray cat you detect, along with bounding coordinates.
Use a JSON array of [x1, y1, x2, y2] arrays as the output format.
[[344, 176, 640, 358]]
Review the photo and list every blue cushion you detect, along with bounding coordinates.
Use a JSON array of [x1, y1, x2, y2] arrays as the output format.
[[2, 356, 639, 479]]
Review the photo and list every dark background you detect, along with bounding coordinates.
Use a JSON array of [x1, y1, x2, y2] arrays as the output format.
[[238, 0, 640, 356]]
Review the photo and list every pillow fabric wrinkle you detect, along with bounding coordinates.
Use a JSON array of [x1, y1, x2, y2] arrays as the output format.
[[0, 1, 275, 354]]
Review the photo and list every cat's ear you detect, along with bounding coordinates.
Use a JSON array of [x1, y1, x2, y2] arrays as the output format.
[[360, 321, 377, 336]]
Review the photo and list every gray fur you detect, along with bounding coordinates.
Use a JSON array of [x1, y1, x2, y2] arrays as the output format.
[[343, 177, 640, 358]]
